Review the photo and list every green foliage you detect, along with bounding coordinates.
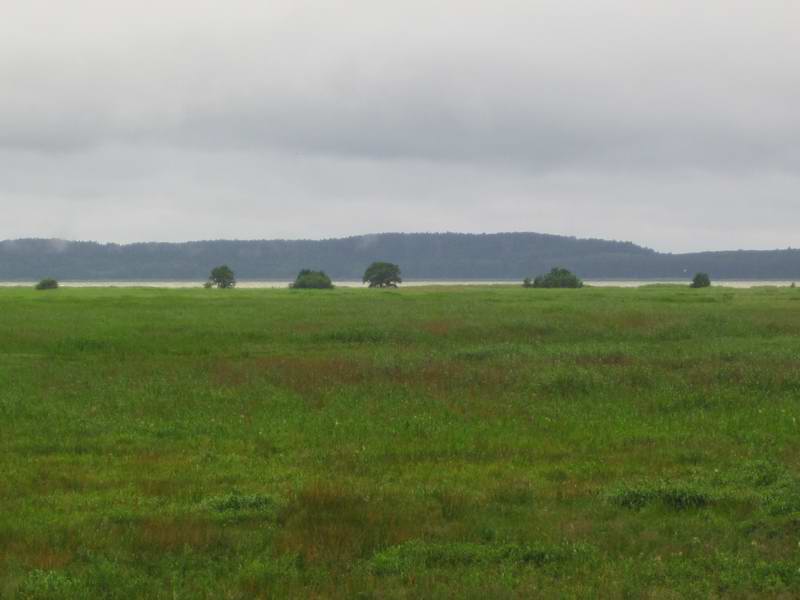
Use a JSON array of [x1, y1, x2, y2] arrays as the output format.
[[207, 264, 236, 288], [371, 540, 593, 575], [522, 277, 533, 288], [204, 491, 275, 513], [362, 261, 402, 288], [321, 328, 391, 343], [237, 555, 301, 593], [607, 481, 714, 510], [290, 269, 333, 289], [530, 267, 583, 288], [35, 277, 59, 290], [17, 569, 81, 598], [691, 272, 711, 288]]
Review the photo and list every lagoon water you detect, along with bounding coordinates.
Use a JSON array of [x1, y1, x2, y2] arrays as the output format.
[[0, 280, 796, 288]]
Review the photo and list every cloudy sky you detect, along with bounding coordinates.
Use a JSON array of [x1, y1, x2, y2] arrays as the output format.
[[2, 1, 798, 252]]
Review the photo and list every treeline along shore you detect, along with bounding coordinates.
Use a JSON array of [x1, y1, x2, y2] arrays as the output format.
[[1, 232, 799, 280]]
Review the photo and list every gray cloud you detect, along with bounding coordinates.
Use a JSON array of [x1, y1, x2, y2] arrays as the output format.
[[1, 0, 799, 251]]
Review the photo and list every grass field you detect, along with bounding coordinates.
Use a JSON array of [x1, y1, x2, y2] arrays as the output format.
[[2, 285, 800, 598]]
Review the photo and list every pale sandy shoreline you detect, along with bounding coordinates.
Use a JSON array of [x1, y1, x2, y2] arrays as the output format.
[[0, 280, 796, 289]]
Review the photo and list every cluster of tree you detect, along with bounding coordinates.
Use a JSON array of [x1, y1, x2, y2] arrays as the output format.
[[521, 269, 714, 289], [205, 262, 403, 289], [690, 273, 711, 288], [5, 233, 800, 281], [523, 268, 583, 288], [35, 278, 58, 290], [205, 265, 236, 288]]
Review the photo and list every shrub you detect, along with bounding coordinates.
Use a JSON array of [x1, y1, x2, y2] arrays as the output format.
[[204, 491, 275, 513], [17, 570, 81, 596], [291, 269, 333, 289], [35, 278, 59, 290], [370, 540, 593, 576], [522, 277, 533, 288], [323, 328, 390, 343], [608, 481, 713, 510], [530, 268, 583, 288], [690, 272, 711, 288], [207, 265, 236, 288]]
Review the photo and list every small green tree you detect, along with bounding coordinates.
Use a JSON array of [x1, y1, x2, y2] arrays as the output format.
[[291, 269, 333, 289], [531, 267, 583, 288], [690, 273, 711, 288], [207, 265, 236, 288], [363, 262, 402, 288], [522, 277, 533, 288], [35, 278, 59, 290]]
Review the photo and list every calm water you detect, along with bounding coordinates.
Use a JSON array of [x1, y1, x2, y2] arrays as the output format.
[[0, 280, 796, 288]]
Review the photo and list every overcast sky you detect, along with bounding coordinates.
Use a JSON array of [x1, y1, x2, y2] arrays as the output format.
[[2, 1, 798, 252]]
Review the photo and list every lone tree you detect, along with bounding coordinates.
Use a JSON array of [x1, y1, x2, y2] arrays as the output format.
[[291, 269, 333, 289], [363, 262, 402, 288], [690, 272, 711, 288], [207, 265, 236, 288], [35, 278, 59, 290], [530, 267, 583, 288]]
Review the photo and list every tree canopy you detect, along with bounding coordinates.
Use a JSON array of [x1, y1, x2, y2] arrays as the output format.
[[363, 262, 402, 288], [207, 265, 236, 288]]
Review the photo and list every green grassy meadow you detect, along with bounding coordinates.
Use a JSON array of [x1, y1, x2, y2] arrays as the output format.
[[2, 285, 800, 598]]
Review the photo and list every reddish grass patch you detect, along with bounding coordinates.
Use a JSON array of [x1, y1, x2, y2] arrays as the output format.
[[420, 319, 462, 336], [210, 361, 250, 388], [275, 482, 416, 564], [6, 546, 75, 570], [137, 475, 193, 498], [135, 518, 227, 553], [0, 536, 77, 570], [419, 362, 515, 403], [257, 356, 368, 405], [213, 354, 522, 408], [573, 353, 633, 367], [31, 467, 102, 494]]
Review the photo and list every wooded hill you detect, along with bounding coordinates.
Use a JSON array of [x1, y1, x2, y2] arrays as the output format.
[[1, 233, 798, 280]]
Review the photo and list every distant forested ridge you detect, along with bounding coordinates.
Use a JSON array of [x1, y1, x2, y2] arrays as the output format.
[[1, 233, 798, 280]]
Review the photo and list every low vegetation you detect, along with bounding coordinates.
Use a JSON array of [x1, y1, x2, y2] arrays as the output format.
[[34, 277, 59, 290], [290, 269, 333, 289], [526, 267, 583, 288], [2, 285, 800, 597], [691, 272, 712, 288]]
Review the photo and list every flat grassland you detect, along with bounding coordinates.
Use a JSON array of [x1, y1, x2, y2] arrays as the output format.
[[2, 286, 800, 598]]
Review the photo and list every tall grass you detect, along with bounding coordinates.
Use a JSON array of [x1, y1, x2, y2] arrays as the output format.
[[1, 285, 800, 597]]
